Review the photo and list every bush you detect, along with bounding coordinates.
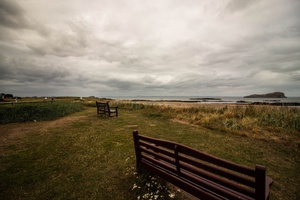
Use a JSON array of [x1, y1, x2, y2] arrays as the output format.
[[0, 102, 83, 124]]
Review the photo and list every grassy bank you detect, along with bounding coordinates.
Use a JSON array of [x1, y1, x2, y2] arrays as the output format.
[[0, 102, 299, 199]]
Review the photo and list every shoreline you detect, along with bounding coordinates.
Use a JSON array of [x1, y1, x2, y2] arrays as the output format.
[[128, 99, 300, 107]]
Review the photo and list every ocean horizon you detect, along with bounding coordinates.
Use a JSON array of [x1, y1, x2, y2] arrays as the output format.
[[104, 96, 300, 103]]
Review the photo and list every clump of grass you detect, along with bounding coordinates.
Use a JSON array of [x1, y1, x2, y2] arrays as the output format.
[[257, 106, 300, 130], [114, 102, 300, 142], [157, 105, 300, 132], [0, 102, 83, 124]]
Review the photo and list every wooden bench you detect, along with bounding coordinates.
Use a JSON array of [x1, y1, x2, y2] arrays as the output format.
[[96, 101, 118, 117], [133, 131, 273, 200]]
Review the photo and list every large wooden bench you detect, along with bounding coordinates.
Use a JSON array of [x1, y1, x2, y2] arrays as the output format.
[[133, 131, 273, 200], [96, 101, 118, 117]]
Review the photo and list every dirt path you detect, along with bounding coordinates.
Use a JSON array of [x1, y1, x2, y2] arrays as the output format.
[[0, 110, 93, 155]]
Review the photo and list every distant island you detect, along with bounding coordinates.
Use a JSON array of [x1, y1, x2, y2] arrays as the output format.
[[244, 92, 287, 98], [189, 98, 221, 101]]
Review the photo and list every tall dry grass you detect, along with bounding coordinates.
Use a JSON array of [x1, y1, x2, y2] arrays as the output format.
[[113, 101, 300, 144]]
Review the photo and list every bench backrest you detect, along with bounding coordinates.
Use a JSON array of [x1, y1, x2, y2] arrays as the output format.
[[96, 101, 109, 113], [133, 131, 272, 200]]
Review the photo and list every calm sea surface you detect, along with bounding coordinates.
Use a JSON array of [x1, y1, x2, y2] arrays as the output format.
[[106, 96, 300, 103]]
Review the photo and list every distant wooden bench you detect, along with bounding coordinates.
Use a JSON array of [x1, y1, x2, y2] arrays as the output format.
[[96, 101, 118, 117], [133, 131, 273, 200]]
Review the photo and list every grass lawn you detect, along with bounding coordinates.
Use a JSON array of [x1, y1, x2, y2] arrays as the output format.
[[0, 104, 299, 199]]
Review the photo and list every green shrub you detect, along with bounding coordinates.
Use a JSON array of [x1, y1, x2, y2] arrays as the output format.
[[0, 102, 83, 124]]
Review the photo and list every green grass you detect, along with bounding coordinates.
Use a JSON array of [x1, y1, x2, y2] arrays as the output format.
[[0, 102, 299, 199]]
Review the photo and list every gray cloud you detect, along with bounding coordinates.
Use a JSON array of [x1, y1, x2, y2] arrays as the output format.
[[0, 0, 300, 97], [0, 54, 70, 83], [226, 0, 258, 13], [0, 0, 28, 29]]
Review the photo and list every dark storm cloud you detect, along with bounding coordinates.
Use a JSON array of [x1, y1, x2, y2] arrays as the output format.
[[0, 51, 71, 84], [0, 0, 29, 29], [0, 0, 300, 97]]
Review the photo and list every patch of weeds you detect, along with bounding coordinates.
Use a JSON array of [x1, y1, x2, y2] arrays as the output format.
[[223, 118, 242, 130], [132, 171, 178, 200], [123, 156, 178, 200]]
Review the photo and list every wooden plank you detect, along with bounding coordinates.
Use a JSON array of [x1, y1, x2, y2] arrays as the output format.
[[179, 155, 256, 188], [178, 145, 255, 176], [139, 141, 174, 157]]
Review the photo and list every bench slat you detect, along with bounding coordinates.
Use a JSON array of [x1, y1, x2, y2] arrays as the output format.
[[179, 155, 256, 188], [139, 141, 174, 158], [140, 147, 175, 166], [137, 134, 176, 149], [178, 145, 256, 177], [179, 163, 256, 198], [141, 155, 177, 175], [179, 168, 255, 200]]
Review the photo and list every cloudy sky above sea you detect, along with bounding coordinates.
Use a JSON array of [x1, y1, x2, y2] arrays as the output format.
[[1, 0, 300, 97]]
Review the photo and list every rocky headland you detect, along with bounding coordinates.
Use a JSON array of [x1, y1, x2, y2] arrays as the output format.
[[244, 92, 287, 98]]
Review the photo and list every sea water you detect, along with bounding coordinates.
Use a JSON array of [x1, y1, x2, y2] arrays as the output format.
[[104, 96, 300, 103]]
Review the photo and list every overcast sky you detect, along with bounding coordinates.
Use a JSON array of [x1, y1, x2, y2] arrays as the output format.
[[0, 0, 300, 97]]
